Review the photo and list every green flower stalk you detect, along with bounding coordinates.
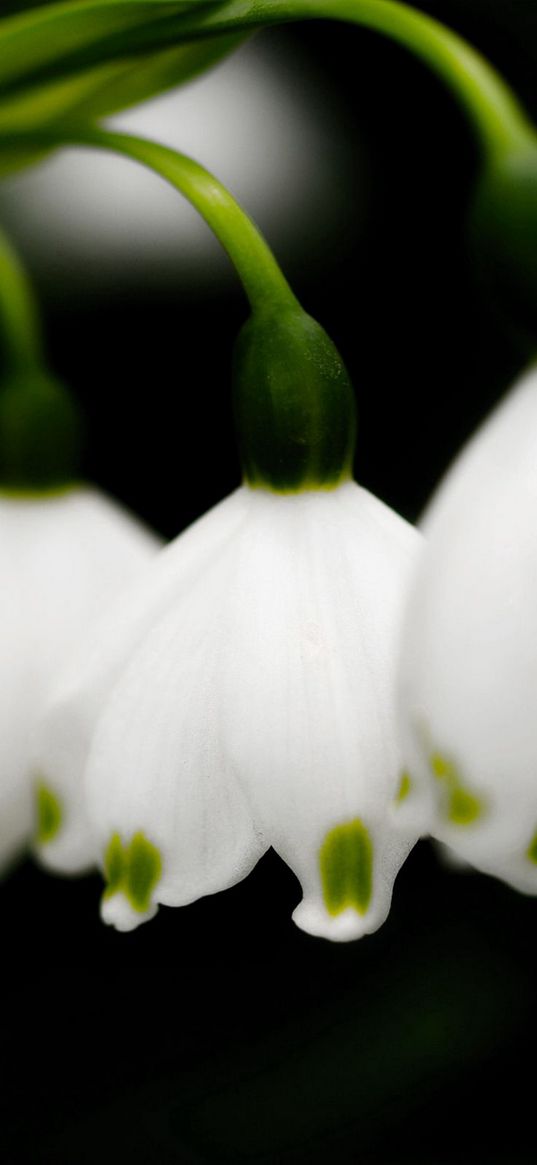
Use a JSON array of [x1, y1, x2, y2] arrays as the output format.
[[178, 0, 537, 341], [2, 0, 537, 336], [0, 0, 531, 161], [103, 138, 357, 492], [4, 125, 357, 492], [183, 0, 534, 161], [81, 129, 357, 491]]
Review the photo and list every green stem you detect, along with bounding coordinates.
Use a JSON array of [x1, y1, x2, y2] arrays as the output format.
[[0, 126, 355, 492], [44, 127, 297, 316], [0, 225, 43, 374], [178, 0, 535, 160]]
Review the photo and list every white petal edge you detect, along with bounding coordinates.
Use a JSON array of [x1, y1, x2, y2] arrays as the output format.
[[398, 363, 537, 892], [83, 483, 423, 936], [222, 484, 423, 940], [34, 488, 253, 874]]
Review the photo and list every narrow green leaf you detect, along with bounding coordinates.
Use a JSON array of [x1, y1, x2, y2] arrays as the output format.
[[0, 34, 244, 133], [0, 0, 225, 93]]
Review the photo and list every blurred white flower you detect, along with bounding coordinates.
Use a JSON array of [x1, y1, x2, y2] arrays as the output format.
[[398, 363, 537, 892], [36, 481, 422, 939], [0, 486, 160, 869]]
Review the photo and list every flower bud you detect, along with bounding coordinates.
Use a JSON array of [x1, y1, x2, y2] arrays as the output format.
[[233, 306, 357, 491]]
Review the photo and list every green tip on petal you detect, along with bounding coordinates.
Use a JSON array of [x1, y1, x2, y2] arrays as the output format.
[[103, 831, 162, 914], [430, 752, 484, 826], [526, 831, 537, 866], [35, 781, 62, 845], [233, 305, 356, 492], [320, 819, 373, 917], [395, 771, 413, 804], [127, 833, 162, 913], [447, 787, 483, 827], [103, 833, 125, 898]]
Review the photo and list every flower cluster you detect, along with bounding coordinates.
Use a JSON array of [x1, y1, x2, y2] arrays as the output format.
[[3, 288, 537, 946], [1, 0, 537, 942], [20, 302, 423, 941]]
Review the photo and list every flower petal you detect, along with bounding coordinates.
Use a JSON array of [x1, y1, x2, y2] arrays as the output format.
[[398, 365, 537, 890], [33, 488, 250, 874], [84, 512, 266, 925], [62, 483, 421, 937], [0, 487, 158, 868], [223, 484, 422, 940], [0, 562, 35, 868]]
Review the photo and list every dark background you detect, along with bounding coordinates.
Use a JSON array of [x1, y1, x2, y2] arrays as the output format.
[[2, 3, 537, 1162]]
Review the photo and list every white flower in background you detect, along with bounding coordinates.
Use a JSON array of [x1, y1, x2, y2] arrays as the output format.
[[0, 486, 160, 870], [35, 481, 422, 939], [398, 363, 537, 892]]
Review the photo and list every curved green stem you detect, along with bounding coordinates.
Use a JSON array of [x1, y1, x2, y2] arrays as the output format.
[[0, 126, 357, 492], [0, 225, 43, 374], [12, 126, 295, 316], [179, 0, 535, 160], [86, 129, 297, 313]]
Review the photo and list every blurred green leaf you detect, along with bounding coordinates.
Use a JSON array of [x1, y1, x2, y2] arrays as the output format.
[[0, 0, 244, 176], [0, 34, 244, 131], [0, 1, 227, 93]]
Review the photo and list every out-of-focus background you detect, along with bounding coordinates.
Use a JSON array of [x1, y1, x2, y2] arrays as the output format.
[[2, 3, 537, 1162]]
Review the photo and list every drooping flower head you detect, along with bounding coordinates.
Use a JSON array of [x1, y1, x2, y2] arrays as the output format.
[[2, 485, 161, 870], [0, 230, 161, 868], [36, 300, 422, 939], [398, 363, 537, 892]]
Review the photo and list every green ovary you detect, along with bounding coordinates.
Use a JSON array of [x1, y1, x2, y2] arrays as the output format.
[[103, 831, 162, 914], [320, 819, 373, 917], [430, 753, 483, 825], [35, 782, 62, 844]]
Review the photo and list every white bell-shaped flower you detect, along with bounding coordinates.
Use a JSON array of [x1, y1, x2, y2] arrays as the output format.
[[398, 363, 537, 891], [0, 486, 160, 869], [36, 482, 422, 938], [35, 304, 424, 939]]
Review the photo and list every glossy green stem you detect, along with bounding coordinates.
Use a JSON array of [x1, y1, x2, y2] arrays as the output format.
[[92, 129, 296, 312], [0, 126, 297, 312], [0, 225, 43, 374], [179, 0, 534, 160], [45, 127, 296, 315], [0, 0, 531, 165], [0, 127, 354, 490]]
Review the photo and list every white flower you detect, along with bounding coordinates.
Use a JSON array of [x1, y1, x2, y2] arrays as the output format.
[[0, 485, 160, 869], [36, 481, 422, 939], [398, 363, 537, 892]]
